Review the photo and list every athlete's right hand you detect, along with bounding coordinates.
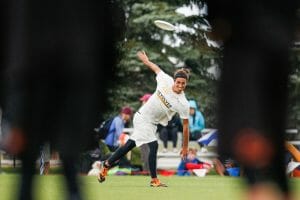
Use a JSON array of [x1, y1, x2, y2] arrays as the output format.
[[180, 147, 188, 161], [137, 51, 149, 64]]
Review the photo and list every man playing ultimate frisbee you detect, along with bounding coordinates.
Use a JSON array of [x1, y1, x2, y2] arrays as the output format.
[[98, 50, 190, 187]]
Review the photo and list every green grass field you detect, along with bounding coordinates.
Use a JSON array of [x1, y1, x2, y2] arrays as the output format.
[[1, 174, 300, 200]]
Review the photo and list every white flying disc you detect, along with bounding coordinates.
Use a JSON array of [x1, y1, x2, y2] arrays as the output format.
[[154, 20, 176, 31]]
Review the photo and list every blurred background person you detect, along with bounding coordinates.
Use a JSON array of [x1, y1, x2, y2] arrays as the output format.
[[177, 147, 211, 176], [207, 0, 299, 199], [213, 156, 241, 177], [104, 106, 132, 152], [140, 93, 152, 105], [188, 100, 205, 141], [39, 142, 51, 175], [0, 0, 125, 200], [158, 113, 182, 153]]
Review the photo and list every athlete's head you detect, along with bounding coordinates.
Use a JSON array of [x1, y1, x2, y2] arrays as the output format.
[[172, 68, 189, 94]]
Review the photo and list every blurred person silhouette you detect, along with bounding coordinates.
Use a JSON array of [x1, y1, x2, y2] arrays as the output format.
[[207, 0, 299, 199], [140, 93, 152, 105], [177, 148, 211, 176], [39, 142, 51, 175], [0, 1, 125, 200], [104, 106, 132, 152], [285, 142, 300, 177], [213, 156, 241, 177], [188, 100, 205, 141], [158, 113, 182, 153], [197, 129, 218, 150]]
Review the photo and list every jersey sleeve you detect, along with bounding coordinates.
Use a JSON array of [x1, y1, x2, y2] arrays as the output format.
[[156, 70, 173, 86], [179, 104, 189, 119]]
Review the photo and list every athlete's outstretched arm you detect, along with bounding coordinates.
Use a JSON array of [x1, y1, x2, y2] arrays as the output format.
[[137, 51, 161, 74], [180, 118, 189, 159]]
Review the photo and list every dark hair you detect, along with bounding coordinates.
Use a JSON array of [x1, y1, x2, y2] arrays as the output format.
[[173, 68, 190, 80]]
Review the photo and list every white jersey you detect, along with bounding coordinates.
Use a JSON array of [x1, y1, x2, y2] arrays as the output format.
[[138, 71, 189, 126]]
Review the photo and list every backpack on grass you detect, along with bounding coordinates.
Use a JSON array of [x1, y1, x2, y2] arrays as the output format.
[[94, 117, 114, 140]]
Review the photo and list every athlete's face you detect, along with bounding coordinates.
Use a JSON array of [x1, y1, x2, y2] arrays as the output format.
[[172, 77, 187, 94]]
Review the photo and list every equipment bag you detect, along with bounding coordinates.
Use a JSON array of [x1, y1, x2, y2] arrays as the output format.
[[94, 117, 114, 139]]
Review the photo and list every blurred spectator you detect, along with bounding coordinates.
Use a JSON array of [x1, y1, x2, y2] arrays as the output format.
[[140, 93, 152, 104], [285, 142, 300, 177], [285, 142, 300, 162], [158, 113, 182, 153], [78, 139, 111, 174], [87, 161, 102, 176], [197, 129, 218, 149], [188, 100, 205, 140], [177, 148, 211, 176], [39, 142, 51, 175], [104, 106, 132, 152], [79, 106, 133, 174], [213, 157, 241, 177]]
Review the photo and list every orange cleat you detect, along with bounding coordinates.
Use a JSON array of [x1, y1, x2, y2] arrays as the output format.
[[97, 162, 109, 183], [150, 179, 168, 187]]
